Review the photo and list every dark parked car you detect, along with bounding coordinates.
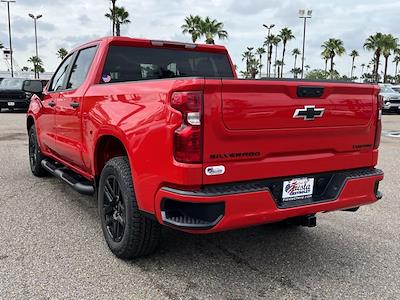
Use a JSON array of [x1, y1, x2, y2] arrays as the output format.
[[0, 78, 45, 112]]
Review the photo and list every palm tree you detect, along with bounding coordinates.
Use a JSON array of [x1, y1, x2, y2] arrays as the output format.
[[105, 7, 116, 36], [274, 60, 283, 78], [264, 34, 276, 77], [321, 38, 346, 77], [321, 49, 330, 73], [115, 6, 130, 36], [57, 48, 68, 60], [28, 56, 44, 79], [393, 56, 400, 77], [108, 0, 117, 35], [256, 47, 266, 77], [105, 6, 130, 36], [181, 15, 202, 43], [271, 36, 281, 77], [278, 27, 295, 77], [242, 47, 254, 73], [364, 33, 385, 82], [240, 50, 261, 79], [199, 17, 228, 44], [290, 67, 302, 79], [292, 48, 301, 71], [248, 57, 261, 79], [349, 50, 359, 79], [381, 34, 398, 83]]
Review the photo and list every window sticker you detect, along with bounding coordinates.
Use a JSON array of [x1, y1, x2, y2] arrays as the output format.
[[102, 73, 112, 83]]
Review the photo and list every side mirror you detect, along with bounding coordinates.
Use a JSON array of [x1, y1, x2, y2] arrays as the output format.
[[23, 80, 43, 94]]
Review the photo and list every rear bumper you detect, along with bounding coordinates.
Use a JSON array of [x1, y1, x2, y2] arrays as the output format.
[[154, 168, 384, 233]]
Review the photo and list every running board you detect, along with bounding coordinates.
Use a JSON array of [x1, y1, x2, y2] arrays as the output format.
[[41, 159, 95, 196]]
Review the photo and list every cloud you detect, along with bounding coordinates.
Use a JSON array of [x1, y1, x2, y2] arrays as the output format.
[[228, 0, 279, 15], [15, 0, 66, 7], [78, 15, 91, 26], [0, 0, 399, 76], [12, 16, 56, 34]]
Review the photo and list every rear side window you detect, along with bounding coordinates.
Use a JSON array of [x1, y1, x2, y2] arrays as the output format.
[[67, 47, 97, 90], [101, 45, 234, 84], [49, 55, 73, 92]]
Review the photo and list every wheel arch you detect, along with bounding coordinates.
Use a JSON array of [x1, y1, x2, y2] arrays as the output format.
[[93, 134, 131, 177], [27, 115, 35, 132]]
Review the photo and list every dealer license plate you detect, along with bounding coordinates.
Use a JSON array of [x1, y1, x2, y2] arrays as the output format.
[[282, 177, 314, 202], [8, 102, 15, 107]]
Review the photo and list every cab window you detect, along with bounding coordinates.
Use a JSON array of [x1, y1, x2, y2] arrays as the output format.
[[49, 55, 73, 92], [66, 47, 97, 90]]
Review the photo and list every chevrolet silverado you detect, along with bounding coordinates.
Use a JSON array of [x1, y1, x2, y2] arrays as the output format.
[[25, 37, 384, 259]]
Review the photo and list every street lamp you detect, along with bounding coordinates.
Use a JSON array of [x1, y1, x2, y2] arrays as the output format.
[[263, 24, 275, 77], [1, 0, 16, 78], [29, 13, 42, 79], [299, 9, 312, 79]]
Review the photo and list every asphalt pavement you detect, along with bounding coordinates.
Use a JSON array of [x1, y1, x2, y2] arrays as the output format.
[[0, 112, 399, 300]]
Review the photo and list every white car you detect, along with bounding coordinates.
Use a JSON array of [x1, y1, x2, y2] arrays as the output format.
[[379, 84, 400, 113]]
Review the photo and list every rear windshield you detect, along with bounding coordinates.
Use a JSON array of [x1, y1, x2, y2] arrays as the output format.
[[101, 45, 234, 84]]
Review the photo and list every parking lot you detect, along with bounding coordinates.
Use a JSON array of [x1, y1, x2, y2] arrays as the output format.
[[0, 112, 399, 299]]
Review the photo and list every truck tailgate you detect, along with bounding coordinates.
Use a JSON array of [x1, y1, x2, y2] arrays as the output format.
[[202, 79, 380, 185]]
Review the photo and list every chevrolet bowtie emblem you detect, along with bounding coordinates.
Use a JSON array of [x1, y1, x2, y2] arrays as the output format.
[[293, 105, 325, 121]]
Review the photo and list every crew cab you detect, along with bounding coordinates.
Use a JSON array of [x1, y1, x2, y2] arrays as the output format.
[[25, 37, 384, 259]]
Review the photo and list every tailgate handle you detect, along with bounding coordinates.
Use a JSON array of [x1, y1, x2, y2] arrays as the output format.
[[297, 86, 324, 98]]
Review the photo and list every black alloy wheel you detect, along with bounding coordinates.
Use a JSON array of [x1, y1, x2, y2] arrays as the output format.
[[103, 175, 126, 243], [29, 131, 37, 168], [28, 126, 47, 177], [98, 157, 161, 259]]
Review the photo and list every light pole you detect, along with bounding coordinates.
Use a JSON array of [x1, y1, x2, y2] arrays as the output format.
[[299, 9, 312, 79], [29, 13, 42, 79], [1, 0, 16, 78], [263, 24, 275, 77]]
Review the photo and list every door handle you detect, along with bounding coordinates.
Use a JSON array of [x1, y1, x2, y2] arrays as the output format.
[[48, 101, 56, 107], [70, 102, 80, 109]]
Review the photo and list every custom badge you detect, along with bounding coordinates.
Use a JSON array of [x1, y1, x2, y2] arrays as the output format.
[[102, 73, 112, 83], [205, 165, 225, 176]]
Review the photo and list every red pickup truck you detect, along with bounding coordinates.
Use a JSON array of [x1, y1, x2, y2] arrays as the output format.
[[25, 36, 384, 259]]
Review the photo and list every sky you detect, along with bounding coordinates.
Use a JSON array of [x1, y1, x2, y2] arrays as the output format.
[[1, 0, 400, 78]]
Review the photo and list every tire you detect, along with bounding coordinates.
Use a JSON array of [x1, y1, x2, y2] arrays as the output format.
[[98, 156, 161, 259], [28, 126, 48, 177]]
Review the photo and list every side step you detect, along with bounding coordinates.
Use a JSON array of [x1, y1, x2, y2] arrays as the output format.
[[41, 159, 95, 196]]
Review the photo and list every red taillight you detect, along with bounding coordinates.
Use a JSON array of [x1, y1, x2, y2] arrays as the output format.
[[171, 91, 203, 163], [374, 95, 383, 149]]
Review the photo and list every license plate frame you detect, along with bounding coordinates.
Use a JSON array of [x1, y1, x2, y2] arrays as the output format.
[[282, 177, 314, 202]]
